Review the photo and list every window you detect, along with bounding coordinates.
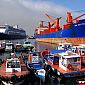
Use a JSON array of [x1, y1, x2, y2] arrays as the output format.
[[25, 42, 30, 44], [74, 58, 77, 62], [82, 51, 85, 53]]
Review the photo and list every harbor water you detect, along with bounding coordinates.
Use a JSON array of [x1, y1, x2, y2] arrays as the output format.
[[0, 39, 85, 85]]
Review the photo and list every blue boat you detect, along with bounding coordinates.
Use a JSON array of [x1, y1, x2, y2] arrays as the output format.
[[26, 52, 45, 81]]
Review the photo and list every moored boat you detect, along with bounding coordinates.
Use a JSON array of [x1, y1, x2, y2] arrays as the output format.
[[23, 41, 34, 51], [0, 55, 29, 85], [5, 42, 14, 52], [0, 25, 26, 40], [26, 52, 45, 81], [43, 49, 85, 78], [15, 43, 25, 52], [56, 42, 72, 50], [29, 36, 35, 39]]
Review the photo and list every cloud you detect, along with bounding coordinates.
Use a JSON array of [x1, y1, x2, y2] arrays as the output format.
[[3, 0, 14, 3], [19, 0, 70, 15], [17, 0, 72, 28], [18, 0, 74, 27], [3, 0, 12, 1]]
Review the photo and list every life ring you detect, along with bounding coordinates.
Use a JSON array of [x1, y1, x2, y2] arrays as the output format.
[[67, 64, 72, 70]]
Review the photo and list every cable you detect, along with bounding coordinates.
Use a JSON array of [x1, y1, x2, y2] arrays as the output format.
[[71, 9, 85, 13]]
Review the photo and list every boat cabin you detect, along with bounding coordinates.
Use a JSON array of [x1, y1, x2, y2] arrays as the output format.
[[72, 44, 85, 65], [72, 44, 85, 54], [5, 42, 14, 51], [79, 44, 85, 55], [72, 45, 85, 56], [59, 51, 81, 71], [23, 41, 33, 47], [56, 43, 72, 50], [28, 52, 40, 63], [15, 43, 22, 48], [15, 43, 24, 52], [6, 58, 21, 72], [23, 41, 34, 50]]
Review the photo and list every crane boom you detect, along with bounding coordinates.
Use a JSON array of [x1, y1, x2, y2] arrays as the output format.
[[72, 14, 85, 21], [45, 14, 62, 27], [45, 14, 55, 23]]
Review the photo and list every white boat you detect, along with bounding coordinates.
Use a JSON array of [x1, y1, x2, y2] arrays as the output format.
[[56, 43, 72, 50], [59, 51, 81, 71], [5, 42, 14, 52], [15, 43, 24, 52], [0, 57, 29, 85], [6, 58, 21, 72], [23, 41, 34, 51]]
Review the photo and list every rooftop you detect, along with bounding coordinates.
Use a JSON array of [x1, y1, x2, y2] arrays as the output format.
[[59, 51, 80, 58]]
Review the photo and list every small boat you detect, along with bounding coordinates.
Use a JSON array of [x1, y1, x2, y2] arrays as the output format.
[[71, 44, 85, 65], [26, 52, 45, 81], [23, 41, 34, 51], [48, 42, 72, 58], [29, 36, 35, 39], [44, 49, 85, 78], [0, 44, 5, 53], [15, 43, 25, 52], [56, 43, 72, 50], [0, 55, 29, 85], [5, 42, 14, 52]]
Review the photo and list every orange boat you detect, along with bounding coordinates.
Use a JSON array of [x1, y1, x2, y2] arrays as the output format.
[[44, 49, 85, 78], [0, 56, 29, 85]]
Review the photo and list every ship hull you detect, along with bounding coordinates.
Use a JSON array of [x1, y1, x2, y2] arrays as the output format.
[[0, 33, 26, 40]]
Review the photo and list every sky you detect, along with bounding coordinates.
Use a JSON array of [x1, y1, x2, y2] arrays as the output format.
[[0, 0, 85, 35]]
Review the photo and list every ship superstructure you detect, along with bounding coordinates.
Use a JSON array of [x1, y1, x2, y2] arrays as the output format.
[[0, 25, 26, 40]]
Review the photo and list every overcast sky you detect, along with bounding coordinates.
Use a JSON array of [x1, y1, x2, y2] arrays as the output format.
[[0, 0, 84, 35]]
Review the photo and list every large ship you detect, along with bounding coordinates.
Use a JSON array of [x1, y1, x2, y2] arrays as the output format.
[[35, 12, 85, 45], [0, 25, 26, 40]]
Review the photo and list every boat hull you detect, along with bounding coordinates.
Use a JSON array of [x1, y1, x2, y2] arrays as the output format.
[[0, 33, 26, 40]]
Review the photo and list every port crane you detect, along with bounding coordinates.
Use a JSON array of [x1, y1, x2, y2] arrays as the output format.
[[45, 12, 85, 31], [66, 12, 85, 24], [45, 14, 62, 30]]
